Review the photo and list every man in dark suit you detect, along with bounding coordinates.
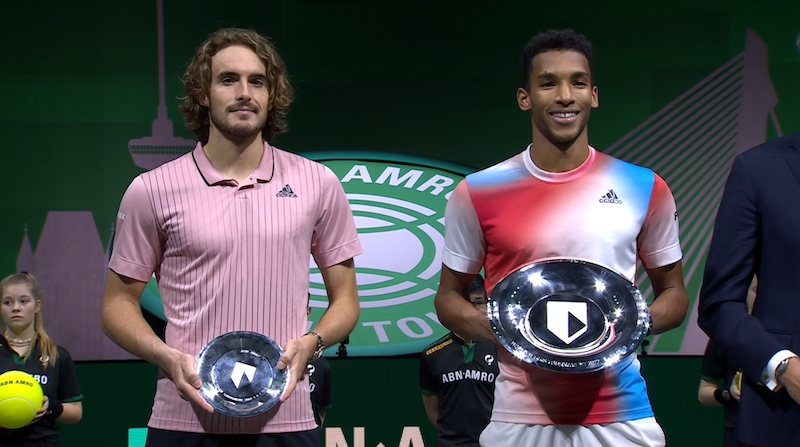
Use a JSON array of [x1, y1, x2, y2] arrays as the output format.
[[698, 36, 800, 446]]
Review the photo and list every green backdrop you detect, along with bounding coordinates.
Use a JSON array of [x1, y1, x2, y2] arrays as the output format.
[[2, 0, 799, 446]]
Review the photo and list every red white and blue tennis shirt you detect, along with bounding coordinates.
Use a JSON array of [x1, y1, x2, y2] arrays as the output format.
[[442, 146, 682, 425]]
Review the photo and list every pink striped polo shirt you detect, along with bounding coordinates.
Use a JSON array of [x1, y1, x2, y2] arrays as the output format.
[[109, 142, 362, 434]]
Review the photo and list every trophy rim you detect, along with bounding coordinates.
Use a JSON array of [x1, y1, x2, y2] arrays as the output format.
[[196, 330, 289, 416], [488, 258, 651, 373]]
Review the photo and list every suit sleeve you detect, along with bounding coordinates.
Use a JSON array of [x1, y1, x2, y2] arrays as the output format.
[[697, 154, 782, 381]]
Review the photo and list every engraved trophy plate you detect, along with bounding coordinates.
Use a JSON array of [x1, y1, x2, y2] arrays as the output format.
[[488, 259, 651, 373], [196, 331, 289, 416]]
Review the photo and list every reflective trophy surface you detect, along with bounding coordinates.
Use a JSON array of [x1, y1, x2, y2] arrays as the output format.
[[196, 331, 289, 416], [488, 259, 651, 373]]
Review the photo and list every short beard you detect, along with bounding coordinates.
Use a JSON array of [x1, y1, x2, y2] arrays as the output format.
[[208, 103, 267, 142]]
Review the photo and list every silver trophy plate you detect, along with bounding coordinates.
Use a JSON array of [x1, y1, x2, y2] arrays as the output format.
[[488, 259, 651, 373], [196, 331, 289, 416]]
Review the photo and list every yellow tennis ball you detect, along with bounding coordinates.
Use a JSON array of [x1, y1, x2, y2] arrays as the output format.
[[0, 370, 44, 429]]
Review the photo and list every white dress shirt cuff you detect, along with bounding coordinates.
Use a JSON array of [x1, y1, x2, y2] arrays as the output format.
[[762, 350, 798, 390]]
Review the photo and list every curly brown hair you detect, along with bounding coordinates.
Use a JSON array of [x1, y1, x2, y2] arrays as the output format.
[[180, 28, 294, 144]]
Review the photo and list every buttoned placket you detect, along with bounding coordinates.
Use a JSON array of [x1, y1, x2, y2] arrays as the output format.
[[233, 178, 257, 257]]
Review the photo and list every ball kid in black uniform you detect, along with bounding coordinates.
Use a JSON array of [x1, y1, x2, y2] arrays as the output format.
[[307, 357, 331, 427], [420, 275, 498, 447], [0, 272, 83, 447]]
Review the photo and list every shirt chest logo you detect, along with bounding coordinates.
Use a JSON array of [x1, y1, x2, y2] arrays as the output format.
[[599, 189, 622, 204], [276, 184, 297, 198]]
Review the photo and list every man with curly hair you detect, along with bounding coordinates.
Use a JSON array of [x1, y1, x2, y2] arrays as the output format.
[[101, 28, 362, 447]]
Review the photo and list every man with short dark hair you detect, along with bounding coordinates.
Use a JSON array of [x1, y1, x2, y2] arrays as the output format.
[[434, 29, 689, 447]]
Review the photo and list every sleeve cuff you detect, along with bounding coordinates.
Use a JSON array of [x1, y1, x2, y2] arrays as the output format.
[[762, 350, 798, 390]]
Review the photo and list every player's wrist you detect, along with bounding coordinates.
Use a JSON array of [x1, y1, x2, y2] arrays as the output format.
[[152, 343, 182, 370], [303, 331, 326, 362]]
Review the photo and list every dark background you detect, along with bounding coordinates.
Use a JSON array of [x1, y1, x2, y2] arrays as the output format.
[[2, 0, 799, 445]]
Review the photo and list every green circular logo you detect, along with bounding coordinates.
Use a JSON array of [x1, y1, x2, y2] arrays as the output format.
[[308, 153, 471, 356]]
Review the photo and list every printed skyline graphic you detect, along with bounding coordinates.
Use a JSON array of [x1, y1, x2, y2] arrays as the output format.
[[127, 0, 195, 169], [17, 30, 781, 360], [17, 213, 135, 361], [605, 30, 780, 354]]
